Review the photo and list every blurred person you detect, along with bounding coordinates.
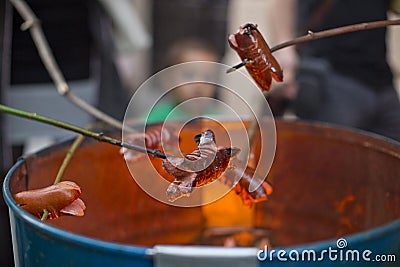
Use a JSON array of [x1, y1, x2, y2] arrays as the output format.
[[147, 0, 229, 122], [145, 38, 220, 123], [269, 0, 400, 141], [151, 0, 229, 73]]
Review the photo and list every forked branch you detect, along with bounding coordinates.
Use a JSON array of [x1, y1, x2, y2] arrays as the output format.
[[9, 0, 126, 130]]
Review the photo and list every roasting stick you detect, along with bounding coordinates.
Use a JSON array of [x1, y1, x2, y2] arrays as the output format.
[[0, 104, 167, 159], [228, 19, 400, 72]]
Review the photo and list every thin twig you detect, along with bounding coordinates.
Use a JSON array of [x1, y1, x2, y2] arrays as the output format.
[[226, 59, 253, 74], [9, 0, 127, 131], [0, 104, 167, 159], [54, 135, 86, 185], [40, 209, 49, 221], [270, 19, 400, 52], [41, 134, 86, 221]]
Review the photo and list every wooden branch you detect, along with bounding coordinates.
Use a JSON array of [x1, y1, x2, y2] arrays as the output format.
[[9, 0, 126, 131], [0, 104, 166, 159], [270, 19, 400, 52], [41, 133, 86, 221]]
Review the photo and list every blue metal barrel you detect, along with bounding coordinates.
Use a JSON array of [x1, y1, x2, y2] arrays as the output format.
[[3, 121, 400, 266]]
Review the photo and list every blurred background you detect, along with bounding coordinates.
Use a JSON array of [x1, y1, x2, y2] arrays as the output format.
[[0, 0, 399, 265]]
